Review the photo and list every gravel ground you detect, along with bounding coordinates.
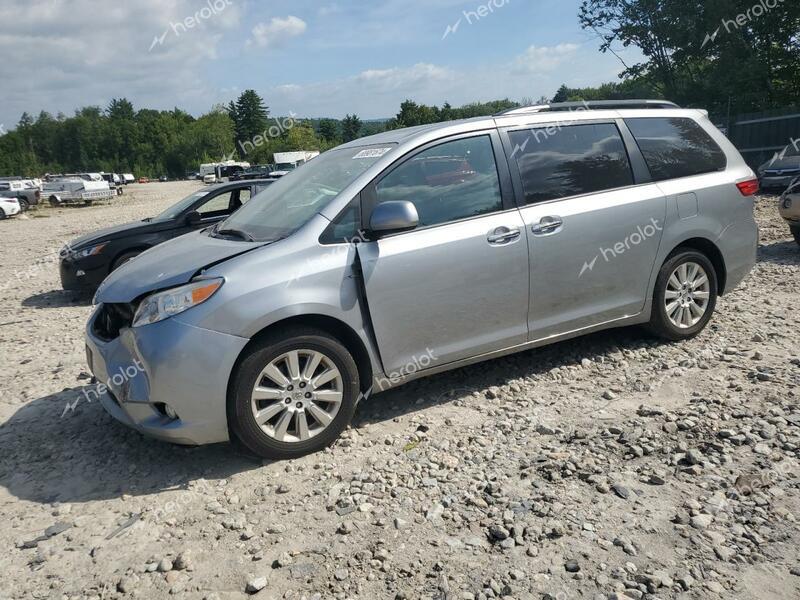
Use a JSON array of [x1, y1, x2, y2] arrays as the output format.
[[0, 182, 799, 600]]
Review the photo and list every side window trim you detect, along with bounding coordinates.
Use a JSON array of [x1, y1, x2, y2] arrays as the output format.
[[498, 119, 648, 208], [319, 194, 364, 246], [360, 129, 514, 234], [615, 118, 653, 184]]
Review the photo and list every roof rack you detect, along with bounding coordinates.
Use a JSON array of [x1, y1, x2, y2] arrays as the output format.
[[497, 99, 680, 116]]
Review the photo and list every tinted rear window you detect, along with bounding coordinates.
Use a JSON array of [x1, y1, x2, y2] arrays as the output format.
[[508, 123, 634, 204], [625, 117, 727, 181]]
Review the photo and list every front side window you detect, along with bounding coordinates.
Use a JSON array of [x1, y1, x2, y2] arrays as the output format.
[[625, 117, 727, 181], [508, 123, 634, 205], [375, 135, 503, 228]]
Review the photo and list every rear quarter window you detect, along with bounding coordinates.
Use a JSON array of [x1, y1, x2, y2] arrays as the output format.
[[625, 117, 727, 182]]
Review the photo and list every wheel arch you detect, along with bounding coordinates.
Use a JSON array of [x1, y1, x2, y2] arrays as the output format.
[[229, 314, 374, 397], [110, 246, 152, 271], [663, 237, 727, 295]]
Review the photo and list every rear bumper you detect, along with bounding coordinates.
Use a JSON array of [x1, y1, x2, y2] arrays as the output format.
[[717, 207, 758, 295], [85, 307, 248, 445]]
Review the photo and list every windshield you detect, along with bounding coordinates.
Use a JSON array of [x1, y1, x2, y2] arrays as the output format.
[[275, 163, 296, 170], [152, 190, 209, 221], [218, 145, 393, 242]]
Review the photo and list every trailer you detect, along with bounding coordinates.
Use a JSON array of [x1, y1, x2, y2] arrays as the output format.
[[43, 176, 116, 206]]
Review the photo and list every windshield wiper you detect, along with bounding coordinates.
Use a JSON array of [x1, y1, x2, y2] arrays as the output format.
[[215, 228, 255, 242]]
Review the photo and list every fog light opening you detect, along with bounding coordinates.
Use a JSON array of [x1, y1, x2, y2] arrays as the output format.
[[155, 403, 180, 421]]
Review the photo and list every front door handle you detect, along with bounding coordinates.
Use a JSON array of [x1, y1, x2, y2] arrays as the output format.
[[531, 216, 564, 236], [487, 226, 521, 245]]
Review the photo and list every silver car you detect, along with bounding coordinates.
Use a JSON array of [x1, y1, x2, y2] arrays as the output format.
[[779, 177, 800, 245], [85, 100, 758, 459]]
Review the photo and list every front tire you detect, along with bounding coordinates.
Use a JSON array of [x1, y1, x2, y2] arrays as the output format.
[[229, 327, 360, 460], [0, 207, 6, 220], [112, 251, 141, 271], [792, 226, 800, 247], [647, 249, 718, 341]]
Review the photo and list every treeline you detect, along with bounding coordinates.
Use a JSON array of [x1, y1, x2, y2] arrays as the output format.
[[0, 93, 522, 178]]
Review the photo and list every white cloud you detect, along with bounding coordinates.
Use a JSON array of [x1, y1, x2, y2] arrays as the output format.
[[512, 43, 581, 74], [0, 0, 243, 125], [249, 16, 307, 49], [262, 43, 630, 120], [355, 63, 453, 91]]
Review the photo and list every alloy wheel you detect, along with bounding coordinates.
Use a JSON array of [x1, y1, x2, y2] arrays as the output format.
[[664, 261, 711, 329], [250, 349, 343, 443]]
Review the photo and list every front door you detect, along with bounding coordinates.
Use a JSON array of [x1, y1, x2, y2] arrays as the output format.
[[358, 133, 530, 376]]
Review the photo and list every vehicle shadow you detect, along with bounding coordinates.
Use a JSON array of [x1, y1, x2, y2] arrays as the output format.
[[21, 289, 93, 309], [0, 326, 665, 506], [758, 240, 799, 265], [354, 325, 655, 428], [0, 387, 260, 505]]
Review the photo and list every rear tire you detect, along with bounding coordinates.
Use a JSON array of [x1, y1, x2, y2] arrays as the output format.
[[228, 327, 360, 460], [0, 207, 6, 220], [18, 197, 29, 211], [792, 226, 800, 247], [647, 249, 718, 341], [49, 196, 60, 207]]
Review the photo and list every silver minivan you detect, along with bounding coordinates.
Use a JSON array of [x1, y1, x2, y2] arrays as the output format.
[[85, 101, 759, 459]]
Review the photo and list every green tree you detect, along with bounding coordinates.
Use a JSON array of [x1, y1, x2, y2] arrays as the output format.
[[317, 118, 340, 143], [578, 0, 800, 113], [341, 114, 362, 142], [230, 90, 269, 156]]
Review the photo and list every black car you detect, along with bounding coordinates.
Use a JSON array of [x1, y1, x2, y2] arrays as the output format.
[[60, 179, 273, 291], [231, 165, 275, 181]]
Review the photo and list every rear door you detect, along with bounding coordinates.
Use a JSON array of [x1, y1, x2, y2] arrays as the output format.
[[358, 131, 530, 375], [501, 120, 667, 340]]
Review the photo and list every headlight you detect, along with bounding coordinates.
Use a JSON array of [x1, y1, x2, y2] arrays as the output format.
[[74, 242, 108, 259], [132, 278, 224, 328]]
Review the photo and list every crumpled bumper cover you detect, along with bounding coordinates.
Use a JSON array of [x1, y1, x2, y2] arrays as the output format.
[[85, 306, 249, 445]]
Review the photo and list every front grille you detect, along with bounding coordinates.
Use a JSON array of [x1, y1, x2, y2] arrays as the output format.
[[765, 169, 800, 176], [93, 303, 135, 341]]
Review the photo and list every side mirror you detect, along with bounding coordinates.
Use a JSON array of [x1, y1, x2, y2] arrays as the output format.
[[186, 211, 202, 226], [369, 201, 419, 236]]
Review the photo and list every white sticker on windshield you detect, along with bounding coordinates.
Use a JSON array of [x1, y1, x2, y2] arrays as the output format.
[[353, 148, 392, 159]]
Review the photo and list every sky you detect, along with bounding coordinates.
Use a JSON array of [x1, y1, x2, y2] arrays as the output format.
[[0, 0, 645, 128]]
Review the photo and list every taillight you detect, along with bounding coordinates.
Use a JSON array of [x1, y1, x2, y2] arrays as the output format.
[[736, 179, 760, 196]]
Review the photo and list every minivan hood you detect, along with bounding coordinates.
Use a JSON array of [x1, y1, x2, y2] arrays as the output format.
[[94, 230, 266, 303]]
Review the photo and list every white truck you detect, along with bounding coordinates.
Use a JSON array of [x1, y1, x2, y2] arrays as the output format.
[[200, 160, 250, 184], [270, 151, 320, 177], [43, 174, 116, 206]]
